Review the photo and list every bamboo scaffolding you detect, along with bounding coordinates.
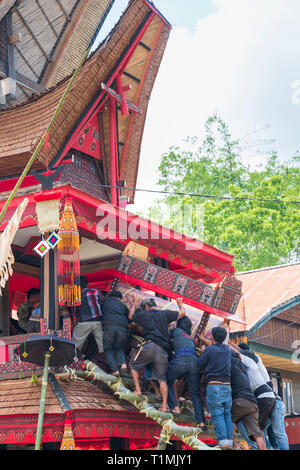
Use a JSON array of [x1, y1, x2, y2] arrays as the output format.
[[69, 361, 218, 451], [34, 352, 50, 451]]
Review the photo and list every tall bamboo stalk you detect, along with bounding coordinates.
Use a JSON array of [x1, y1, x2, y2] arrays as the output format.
[[71, 361, 218, 451], [35, 352, 50, 450], [0, 47, 91, 225]]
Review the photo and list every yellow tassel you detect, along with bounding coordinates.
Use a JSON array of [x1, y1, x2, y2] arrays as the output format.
[[60, 420, 76, 451]]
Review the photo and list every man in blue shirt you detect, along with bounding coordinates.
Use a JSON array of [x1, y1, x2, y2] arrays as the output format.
[[167, 316, 206, 428], [197, 326, 233, 449]]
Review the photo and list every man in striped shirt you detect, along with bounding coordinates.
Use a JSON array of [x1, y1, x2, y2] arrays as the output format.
[[72, 276, 104, 359]]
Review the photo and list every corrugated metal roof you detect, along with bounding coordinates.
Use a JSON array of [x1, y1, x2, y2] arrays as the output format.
[[231, 262, 300, 332]]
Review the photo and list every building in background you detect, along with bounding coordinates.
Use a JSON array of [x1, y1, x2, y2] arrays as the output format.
[[231, 262, 300, 449]]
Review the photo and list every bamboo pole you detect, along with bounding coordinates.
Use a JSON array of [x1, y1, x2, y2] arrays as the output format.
[[71, 361, 218, 451], [34, 352, 50, 450], [0, 47, 91, 225]]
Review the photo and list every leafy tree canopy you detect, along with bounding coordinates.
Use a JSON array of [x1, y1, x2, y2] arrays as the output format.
[[146, 114, 300, 272]]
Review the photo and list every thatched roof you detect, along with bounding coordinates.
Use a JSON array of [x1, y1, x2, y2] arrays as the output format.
[[0, 0, 171, 203], [0, 376, 135, 416], [0, 0, 115, 106]]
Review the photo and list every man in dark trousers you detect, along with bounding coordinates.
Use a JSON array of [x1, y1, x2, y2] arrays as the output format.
[[197, 326, 233, 449], [167, 316, 206, 428], [229, 341, 276, 438], [102, 290, 130, 376], [236, 342, 289, 450], [72, 276, 104, 358], [231, 352, 266, 450], [128, 296, 186, 413]]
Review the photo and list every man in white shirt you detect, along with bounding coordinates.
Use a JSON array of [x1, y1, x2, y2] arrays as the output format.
[[238, 343, 289, 450]]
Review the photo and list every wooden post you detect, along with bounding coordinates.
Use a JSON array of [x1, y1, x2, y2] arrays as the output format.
[[109, 97, 118, 206], [41, 236, 58, 332], [34, 351, 50, 450], [41, 250, 49, 329], [0, 281, 10, 337]]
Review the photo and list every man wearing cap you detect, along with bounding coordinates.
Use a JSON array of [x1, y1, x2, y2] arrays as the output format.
[[128, 296, 186, 413]]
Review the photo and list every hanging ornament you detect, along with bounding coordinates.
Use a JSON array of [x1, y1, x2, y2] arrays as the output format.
[[0, 198, 28, 295], [60, 413, 76, 450], [33, 239, 51, 258], [57, 199, 81, 306], [46, 231, 61, 249], [49, 338, 55, 352]]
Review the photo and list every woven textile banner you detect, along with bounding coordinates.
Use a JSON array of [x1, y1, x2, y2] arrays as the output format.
[[115, 255, 243, 320], [116, 254, 215, 303]]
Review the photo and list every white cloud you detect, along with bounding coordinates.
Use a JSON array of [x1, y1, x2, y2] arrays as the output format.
[[131, 0, 300, 213]]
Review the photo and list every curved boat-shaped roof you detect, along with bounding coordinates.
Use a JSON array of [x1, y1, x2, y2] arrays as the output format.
[[0, 0, 115, 106], [0, 0, 171, 203]]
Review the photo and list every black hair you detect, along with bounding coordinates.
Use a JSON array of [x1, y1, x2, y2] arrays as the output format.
[[211, 326, 227, 343], [141, 298, 156, 308], [177, 316, 192, 335], [238, 342, 250, 351], [26, 288, 40, 300], [231, 351, 240, 358], [241, 349, 259, 364], [109, 290, 123, 299]]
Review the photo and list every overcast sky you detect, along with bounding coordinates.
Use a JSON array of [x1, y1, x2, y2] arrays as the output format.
[[96, 0, 300, 213]]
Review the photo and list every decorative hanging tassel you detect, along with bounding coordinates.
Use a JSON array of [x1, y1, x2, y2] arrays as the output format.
[[0, 198, 28, 296], [57, 198, 81, 306], [60, 413, 76, 450]]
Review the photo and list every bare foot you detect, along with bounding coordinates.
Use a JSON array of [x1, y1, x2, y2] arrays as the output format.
[[172, 407, 180, 414], [112, 371, 120, 376], [133, 389, 142, 396], [159, 407, 169, 413], [197, 422, 207, 430]]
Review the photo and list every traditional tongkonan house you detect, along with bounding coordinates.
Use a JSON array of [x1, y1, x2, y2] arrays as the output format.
[[0, 0, 245, 450]]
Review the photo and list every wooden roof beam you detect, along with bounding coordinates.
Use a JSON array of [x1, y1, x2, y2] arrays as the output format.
[[35, 0, 59, 39], [15, 44, 40, 79], [139, 40, 151, 51], [54, 0, 71, 21], [15, 9, 51, 62], [16, 71, 47, 95], [101, 83, 142, 115], [123, 70, 140, 83]]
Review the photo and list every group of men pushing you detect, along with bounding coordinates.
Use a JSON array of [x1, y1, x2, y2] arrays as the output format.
[[17, 277, 289, 450]]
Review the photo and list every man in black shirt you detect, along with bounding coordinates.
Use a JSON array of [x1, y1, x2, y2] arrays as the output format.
[[231, 353, 266, 450], [128, 296, 186, 412], [102, 291, 130, 376]]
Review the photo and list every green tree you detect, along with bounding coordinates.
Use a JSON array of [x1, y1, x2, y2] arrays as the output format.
[[146, 114, 300, 272]]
